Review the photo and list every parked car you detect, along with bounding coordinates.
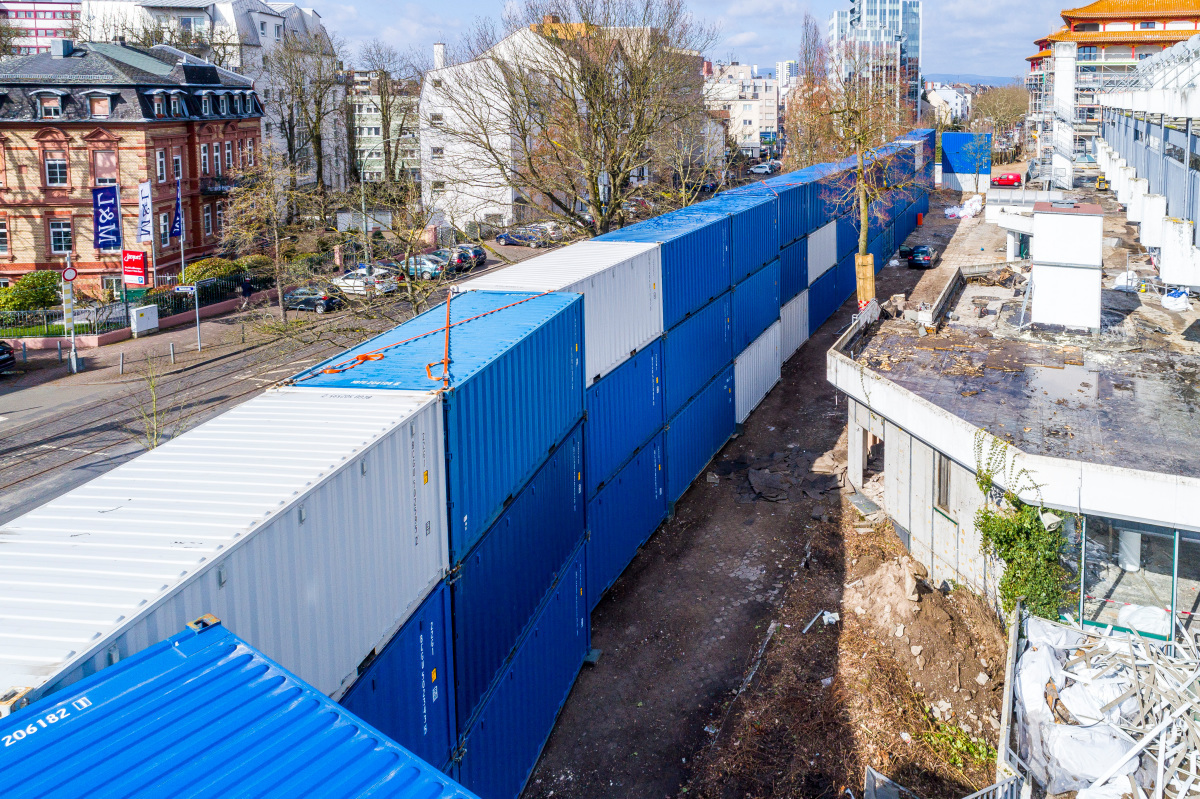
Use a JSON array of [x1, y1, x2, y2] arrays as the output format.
[[908, 245, 937, 269], [457, 243, 487, 267], [899, 244, 914, 261], [331, 265, 399, 295], [992, 172, 1023, 187], [0, 340, 14, 372], [432, 247, 473, 272], [495, 228, 547, 248], [283, 287, 343, 314], [528, 221, 567, 241], [402, 253, 449, 280], [748, 163, 776, 175]]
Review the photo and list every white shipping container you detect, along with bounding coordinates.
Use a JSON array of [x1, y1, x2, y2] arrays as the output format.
[[0, 387, 448, 715], [781, 290, 809, 360], [807, 220, 837, 285], [734, 320, 782, 424], [456, 240, 663, 386]]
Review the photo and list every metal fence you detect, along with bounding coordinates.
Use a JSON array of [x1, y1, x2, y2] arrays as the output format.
[[863, 768, 1024, 799], [0, 272, 274, 339]]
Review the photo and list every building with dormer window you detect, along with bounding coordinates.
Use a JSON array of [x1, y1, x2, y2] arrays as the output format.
[[0, 39, 261, 291]]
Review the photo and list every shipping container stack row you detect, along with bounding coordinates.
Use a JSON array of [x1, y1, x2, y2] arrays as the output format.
[[0, 128, 938, 799]]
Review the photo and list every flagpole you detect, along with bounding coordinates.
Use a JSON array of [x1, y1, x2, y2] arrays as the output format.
[[177, 178, 199, 352]]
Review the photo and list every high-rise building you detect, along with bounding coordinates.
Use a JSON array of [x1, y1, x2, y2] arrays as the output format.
[[775, 59, 798, 87], [704, 61, 781, 158], [0, 0, 80, 56], [828, 0, 923, 105]]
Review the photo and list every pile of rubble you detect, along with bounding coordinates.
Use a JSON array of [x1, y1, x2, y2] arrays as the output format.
[[1013, 616, 1200, 798]]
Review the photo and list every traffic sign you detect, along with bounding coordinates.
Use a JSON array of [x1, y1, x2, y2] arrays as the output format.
[[62, 266, 78, 282], [175, 285, 196, 294]]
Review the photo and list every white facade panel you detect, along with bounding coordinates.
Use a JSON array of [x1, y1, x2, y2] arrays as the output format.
[[1031, 210, 1104, 267], [0, 387, 448, 714], [808, 220, 837, 284], [457, 240, 663, 385], [780, 290, 809, 360], [734, 320, 782, 424], [1030, 262, 1102, 329]]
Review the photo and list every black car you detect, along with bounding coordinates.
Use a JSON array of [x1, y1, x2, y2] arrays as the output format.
[[0, 340, 14, 371], [283, 287, 342, 314], [908, 245, 937, 269], [457, 243, 487, 268], [432, 248, 473, 273]]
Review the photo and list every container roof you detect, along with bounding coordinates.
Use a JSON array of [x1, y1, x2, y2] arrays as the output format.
[[293, 291, 580, 390], [0, 387, 436, 704], [593, 202, 732, 244], [456, 240, 657, 293], [0, 618, 478, 798]]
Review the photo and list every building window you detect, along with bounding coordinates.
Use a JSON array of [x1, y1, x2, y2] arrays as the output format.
[[0, 220, 7, 254], [159, 212, 169, 246], [202, 95, 211, 115], [216, 203, 224, 231], [935, 452, 951, 512], [238, 138, 245, 166], [93, 150, 118, 185], [170, 94, 183, 116], [173, 153, 182, 180], [154, 96, 165, 117], [204, 204, 212, 235], [1078, 46, 1099, 61], [430, 180, 445, 194], [431, 146, 444, 159], [430, 113, 443, 126], [234, 95, 242, 114], [89, 96, 111, 118], [225, 142, 232, 169], [432, 78, 443, 88], [214, 143, 222, 175], [247, 138, 254, 166], [201, 143, 210, 175], [156, 149, 166, 182], [220, 95, 228, 114], [45, 150, 68, 186], [49, 219, 72, 254], [259, 20, 266, 35], [275, 23, 282, 39], [39, 96, 61, 118], [1140, 21, 1156, 29]]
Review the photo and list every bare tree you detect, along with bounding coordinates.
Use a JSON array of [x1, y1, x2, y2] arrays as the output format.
[[426, 0, 718, 237], [971, 83, 1029, 162], [357, 40, 422, 185], [0, 16, 21, 58], [782, 12, 838, 170]]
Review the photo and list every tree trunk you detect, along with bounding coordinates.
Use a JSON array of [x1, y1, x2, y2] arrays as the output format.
[[854, 151, 876, 309], [274, 230, 288, 323]]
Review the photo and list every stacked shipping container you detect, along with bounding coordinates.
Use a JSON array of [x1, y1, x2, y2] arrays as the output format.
[[0, 129, 938, 799]]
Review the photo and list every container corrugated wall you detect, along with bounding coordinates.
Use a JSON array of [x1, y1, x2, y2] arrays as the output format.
[[807, 220, 838, 286], [836, 214, 859, 259], [707, 188, 780, 284], [732, 258, 780, 353], [456, 241, 663, 386], [594, 206, 731, 330], [341, 582, 457, 770], [734, 320, 781, 424], [808, 269, 839, 337], [585, 339, 663, 499], [780, 237, 807, 303], [451, 422, 584, 736], [296, 291, 585, 563], [586, 432, 666, 610], [0, 387, 449, 707], [762, 176, 810, 247], [940, 131, 992, 175], [781, 291, 809, 361], [662, 291, 732, 419], [665, 365, 735, 504], [454, 545, 589, 799], [837, 253, 857, 304]]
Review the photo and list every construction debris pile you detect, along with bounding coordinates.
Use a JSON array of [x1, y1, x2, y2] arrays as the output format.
[[1013, 617, 1200, 799]]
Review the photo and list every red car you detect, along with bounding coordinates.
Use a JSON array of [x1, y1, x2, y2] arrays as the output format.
[[992, 172, 1023, 187]]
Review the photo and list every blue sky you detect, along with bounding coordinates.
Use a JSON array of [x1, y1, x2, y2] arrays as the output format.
[[313, 0, 1066, 79]]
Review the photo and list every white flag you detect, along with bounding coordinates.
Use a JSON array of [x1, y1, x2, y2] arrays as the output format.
[[137, 181, 153, 243]]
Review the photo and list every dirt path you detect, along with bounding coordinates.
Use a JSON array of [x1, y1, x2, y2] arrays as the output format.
[[522, 198, 971, 799]]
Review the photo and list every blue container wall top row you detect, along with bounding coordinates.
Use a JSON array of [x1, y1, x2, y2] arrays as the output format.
[[732, 258, 781, 354], [585, 338, 663, 499], [586, 431, 666, 611], [1, 620, 479, 799], [665, 365, 735, 505], [300, 291, 585, 563], [452, 421, 585, 737], [780, 237, 808, 303], [595, 205, 731, 330], [342, 581, 456, 772], [454, 544, 589, 799], [808, 267, 840, 338], [941, 131, 992, 175], [707, 186, 780, 284], [663, 291, 732, 419]]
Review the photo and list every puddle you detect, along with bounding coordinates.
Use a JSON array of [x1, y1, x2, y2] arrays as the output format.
[[1025, 363, 1098, 406]]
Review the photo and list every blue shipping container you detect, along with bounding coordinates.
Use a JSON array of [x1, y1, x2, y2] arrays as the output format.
[[662, 291, 732, 419], [916, 191, 930, 216], [837, 253, 857, 305], [732, 258, 781, 353], [779, 237, 808, 303], [341, 582, 457, 771], [454, 544, 589, 799], [451, 421, 585, 736], [837, 213, 859, 260], [808, 268, 839, 337], [594, 206, 731, 330], [761, 172, 812, 247], [665, 365, 735, 505], [0, 619, 478, 799], [586, 431, 666, 610], [585, 338, 663, 499], [940, 131, 992, 175], [706, 186, 780, 284], [297, 291, 584, 563]]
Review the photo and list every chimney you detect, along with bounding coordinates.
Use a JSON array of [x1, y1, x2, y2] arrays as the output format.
[[50, 39, 74, 59], [543, 14, 561, 23], [433, 42, 445, 70]]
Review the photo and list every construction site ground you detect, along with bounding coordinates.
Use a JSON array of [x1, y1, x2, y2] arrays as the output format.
[[522, 191, 1010, 799]]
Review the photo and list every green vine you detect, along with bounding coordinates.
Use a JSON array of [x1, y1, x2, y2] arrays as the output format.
[[920, 721, 996, 770]]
